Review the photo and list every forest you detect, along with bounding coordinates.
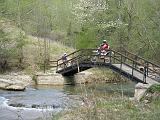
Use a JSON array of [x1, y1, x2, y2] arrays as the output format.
[[0, 1, 160, 120], [0, 0, 160, 72]]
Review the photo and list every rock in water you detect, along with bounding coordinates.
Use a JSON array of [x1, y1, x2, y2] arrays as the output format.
[[0, 78, 25, 91], [5, 84, 25, 91]]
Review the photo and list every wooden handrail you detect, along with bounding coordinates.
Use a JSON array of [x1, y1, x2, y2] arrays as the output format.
[[112, 49, 160, 68], [120, 49, 160, 68], [56, 49, 84, 62], [55, 48, 100, 62], [56, 54, 84, 67], [111, 50, 144, 66], [53, 48, 160, 77]]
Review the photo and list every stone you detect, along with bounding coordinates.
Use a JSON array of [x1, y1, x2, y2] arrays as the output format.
[[36, 71, 93, 85], [74, 71, 93, 84], [0, 82, 9, 89], [9, 103, 25, 107], [36, 73, 66, 85], [155, 76, 160, 82], [52, 104, 60, 108], [6, 84, 25, 91], [0, 74, 32, 84], [32, 104, 40, 108], [134, 83, 154, 101], [144, 100, 150, 104], [0, 75, 30, 91], [135, 83, 151, 89]]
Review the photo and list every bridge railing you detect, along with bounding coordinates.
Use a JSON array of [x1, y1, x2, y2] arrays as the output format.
[[119, 49, 160, 80], [111, 49, 160, 82], [51, 48, 160, 82], [53, 49, 89, 71], [51, 49, 104, 71]]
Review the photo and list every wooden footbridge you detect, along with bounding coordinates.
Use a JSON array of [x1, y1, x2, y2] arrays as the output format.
[[50, 49, 160, 84]]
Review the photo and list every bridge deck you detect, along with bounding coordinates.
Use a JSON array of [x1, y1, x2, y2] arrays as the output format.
[[112, 64, 158, 84], [56, 62, 159, 84], [52, 49, 160, 84]]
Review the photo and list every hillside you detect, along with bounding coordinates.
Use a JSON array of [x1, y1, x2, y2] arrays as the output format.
[[0, 1, 159, 120], [0, 18, 73, 73], [0, 0, 160, 73]]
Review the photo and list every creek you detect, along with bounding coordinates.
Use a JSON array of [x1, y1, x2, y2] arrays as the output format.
[[0, 81, 135, 120]]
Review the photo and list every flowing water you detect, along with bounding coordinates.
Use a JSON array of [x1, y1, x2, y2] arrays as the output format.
[[0, 81, 135, 120]]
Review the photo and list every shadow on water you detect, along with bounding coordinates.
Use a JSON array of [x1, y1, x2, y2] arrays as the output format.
[[63, 76, 76, 85], [63, 81, 136, 97]]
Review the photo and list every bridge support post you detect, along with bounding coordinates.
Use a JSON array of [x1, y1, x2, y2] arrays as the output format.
[[146, 62, 149, 76], [113, 51, 115, 63], [124, 50, 127, 62], [56, 61, 58, 71], [134, 55, 138, 69], [77, 60, 80, 73], [119, 54, 123, 75], [120, 55, 122, 69], [132, 61, 134, 77], [109, 51, 112, 64], [143, 65, 147, 84]]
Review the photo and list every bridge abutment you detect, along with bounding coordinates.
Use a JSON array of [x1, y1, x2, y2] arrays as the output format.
[[35, 71, 93, 85], [134, 83, 152, 101]]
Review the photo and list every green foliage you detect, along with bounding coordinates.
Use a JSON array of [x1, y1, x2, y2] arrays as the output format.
[[0, 18, 27, 71], [75, 26, 97, 49], [0, 0, 160, 65], [73, 0, 160, 63], [148, 84, 160, 93], [0, 29, 10, 58]]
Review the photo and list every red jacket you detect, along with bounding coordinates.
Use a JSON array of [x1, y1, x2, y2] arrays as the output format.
[[102, 43, 109, 50]]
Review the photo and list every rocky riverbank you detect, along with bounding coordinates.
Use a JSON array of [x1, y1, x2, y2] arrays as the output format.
[[0, 70, 99, 90], [0, 73, 32, 91], [0, 68, 126, 90]]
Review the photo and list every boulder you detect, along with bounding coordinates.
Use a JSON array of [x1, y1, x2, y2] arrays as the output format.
[[0, 78, 25, 91], [5, 84, 25, 91]]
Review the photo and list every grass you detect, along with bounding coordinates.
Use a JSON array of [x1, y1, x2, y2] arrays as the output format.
[[0, 17, 74, 74], [148, 84, 160, 93], [52, 82, 160, 120], [22, 35, 74, 74], [53, 96, 160, 120], [87, 67, 128, 83]]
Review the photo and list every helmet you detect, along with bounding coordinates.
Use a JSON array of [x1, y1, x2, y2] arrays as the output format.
[[64, 53, 67, 55], [103, 40, 107, 43]]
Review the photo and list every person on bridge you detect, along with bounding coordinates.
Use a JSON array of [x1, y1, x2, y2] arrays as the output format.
[[62, 53, 68, 67], [100, 40, 110, 56], [101, 40, 109, 51]]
